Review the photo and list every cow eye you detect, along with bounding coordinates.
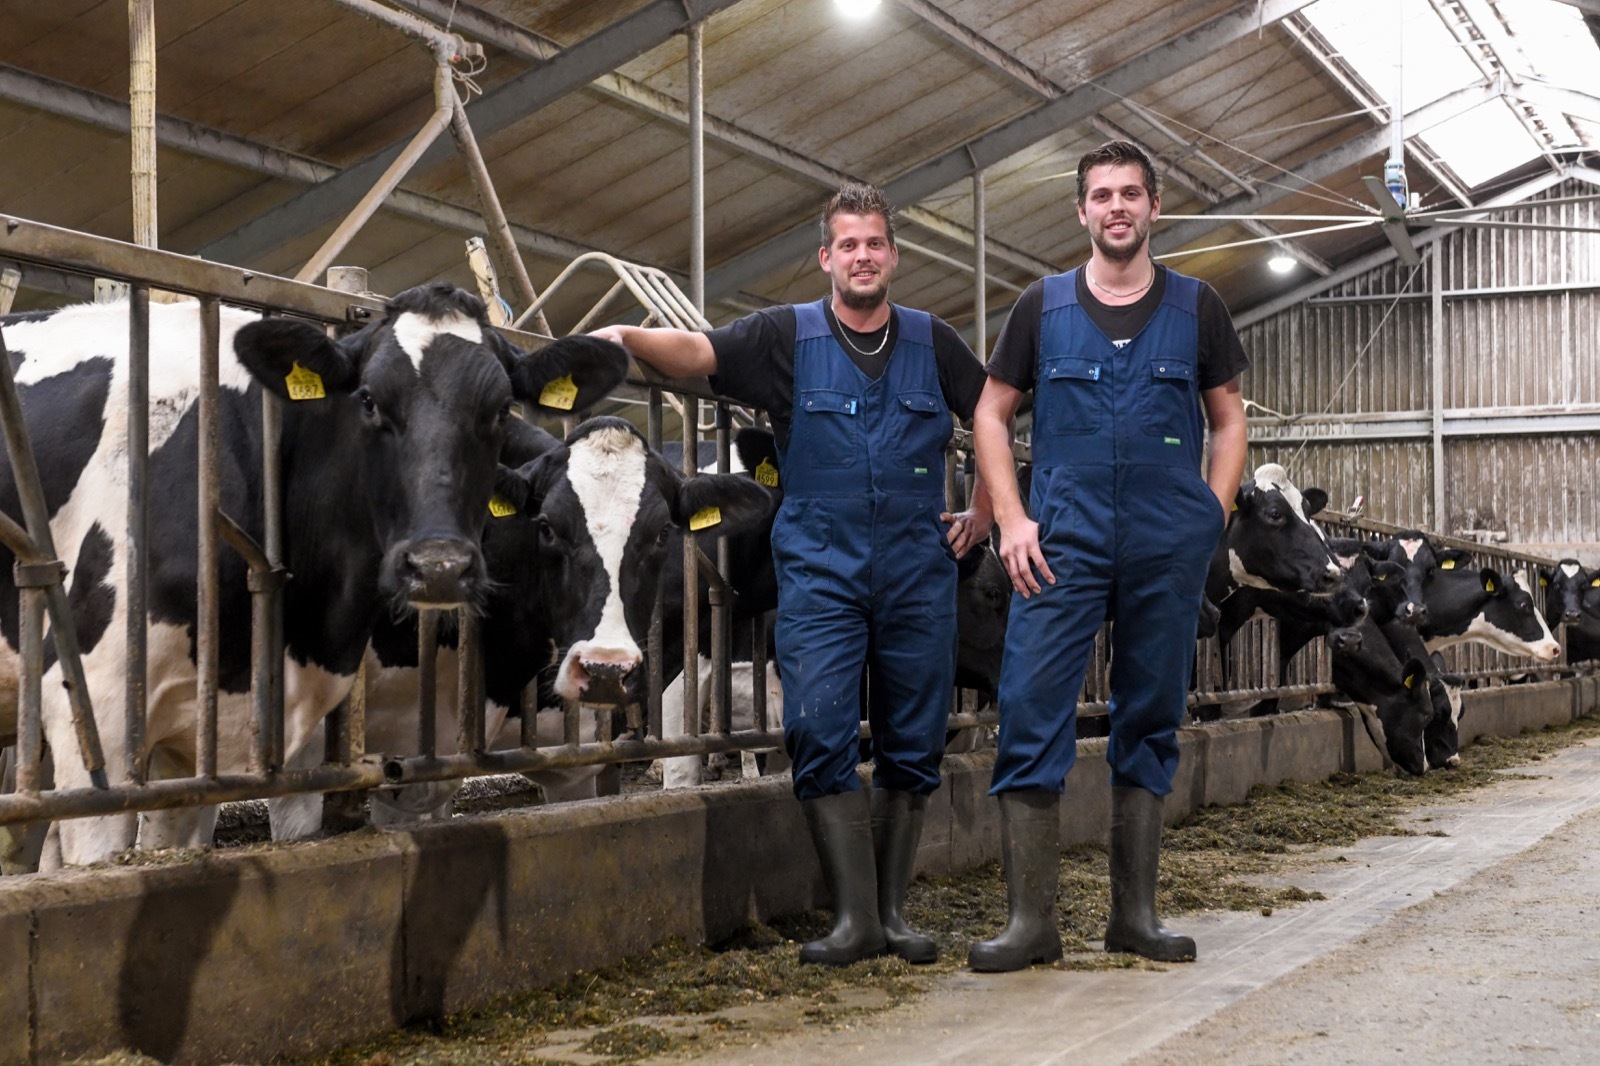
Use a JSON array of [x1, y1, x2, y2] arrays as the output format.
[[655, 525, 671, 547], [536, 515, 559, 549], [356, 386, 379, 421], [497, 400, 514, 425]]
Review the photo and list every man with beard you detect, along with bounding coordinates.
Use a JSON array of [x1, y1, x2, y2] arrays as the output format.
[[592, 183, 991, 966], [967, 141, 1249, 970]]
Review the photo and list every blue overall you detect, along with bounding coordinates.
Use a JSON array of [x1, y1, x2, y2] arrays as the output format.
[[773, 299, 959, 801], [990, 270, 1225, 797]]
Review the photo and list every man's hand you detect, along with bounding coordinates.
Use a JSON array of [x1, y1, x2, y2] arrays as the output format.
[[997, 516, 1055, 598], [941, 508, 993, 559], [588, 324, 628, 348]]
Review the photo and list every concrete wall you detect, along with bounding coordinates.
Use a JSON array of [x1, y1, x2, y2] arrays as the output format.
[[1, 680, 1593, 1065]]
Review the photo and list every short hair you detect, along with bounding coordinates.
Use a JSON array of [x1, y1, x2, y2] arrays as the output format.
[[1076, 141, 1161, 205], [820, 182, 897, 249]]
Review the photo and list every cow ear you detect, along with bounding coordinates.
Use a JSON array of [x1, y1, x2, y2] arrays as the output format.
[[1301, 487, 1329, 518], [1480, 567, 1505, 596], [234, 317, 361, 400], [1359, 538, 1390, 560], [500, 416, 563, 468], [504, 335, 630, 414], [1538, 567, 1552, 586], [957, 543, 988, 581], [488, 464, 532, 518], [734, 428, 781, 491], [1402, 658, 1428, 692], [673, 472, 775, 536], [1233, 481, 1254, 514]]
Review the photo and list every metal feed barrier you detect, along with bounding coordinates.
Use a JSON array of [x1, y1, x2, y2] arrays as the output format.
[[0, 215, 1587, 838]]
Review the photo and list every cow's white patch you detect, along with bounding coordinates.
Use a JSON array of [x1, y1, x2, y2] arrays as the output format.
[[1252, 462, 1328, 543], [1229, 548, 1274, 590], [392, 311, 483, 373], [554, 426, 648, 699], [1398, 537, 1425, 561], [1562, 562, 1581, 579]]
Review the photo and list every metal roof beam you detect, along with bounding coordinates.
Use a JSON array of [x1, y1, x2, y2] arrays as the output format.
[[1551, 0, 1600, 15], [1154, 83, 1500, 255], [200, 0, 746, 269], [705, 0, 1321, 299], [893, 0, 1329, 276], [388, 1, 1058, 281]]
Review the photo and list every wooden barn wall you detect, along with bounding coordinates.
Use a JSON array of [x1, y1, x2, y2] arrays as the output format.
[[1238, 180, 1600, 558]]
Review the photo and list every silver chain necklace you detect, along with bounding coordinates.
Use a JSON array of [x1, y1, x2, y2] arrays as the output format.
[[1087, 262, 1156, 300], [829, 301, 892, 357]]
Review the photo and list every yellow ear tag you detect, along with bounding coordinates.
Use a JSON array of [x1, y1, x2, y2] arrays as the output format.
[[1231, 502, 1239, 512], [285, 362, 325, 401], [754, 458, 780, 488], [1374, 572, 1387, 582], [689, 506, 722, 531], [539, 374, 578, 411], [488, 494, 517, 518], [1540, 577, 1549, 587], [1440, 559, 1456, 570], [1404, 672, 1416, 690], [1591, 578, 1600, 588], [1485, 578, 1496, 593]]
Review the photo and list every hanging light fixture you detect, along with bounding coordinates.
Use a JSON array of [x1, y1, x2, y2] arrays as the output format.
[[1268, 249, 1297, 274], [834, 0, 882, 17]]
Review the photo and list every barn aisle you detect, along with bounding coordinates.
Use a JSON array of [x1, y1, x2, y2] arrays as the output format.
[[672, 739, 1600, 1065]]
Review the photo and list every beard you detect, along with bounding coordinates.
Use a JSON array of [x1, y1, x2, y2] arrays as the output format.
[[838, 277, 889, 311], [1090, 217, 1150, 264]]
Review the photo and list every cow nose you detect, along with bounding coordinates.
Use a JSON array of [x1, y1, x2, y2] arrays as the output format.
[[1402, 602, 1428, 626], [1564, 608, 1582, 625], [400, 538, 477, 604], [575, 653, 640, 704], [1332, 630, 1362, 653]]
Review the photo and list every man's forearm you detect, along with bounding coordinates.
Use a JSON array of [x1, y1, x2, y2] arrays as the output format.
[[1205, 420, 1248, 511], [594, 324, 716, 378], [973, 408, 1024, 527]]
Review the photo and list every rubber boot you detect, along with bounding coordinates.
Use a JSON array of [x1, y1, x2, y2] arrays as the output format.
[[967, 789, 1064, 972], [1104, 786, 1197, 962], [871, 789, 937, 964], [799, 790, 888, 966]]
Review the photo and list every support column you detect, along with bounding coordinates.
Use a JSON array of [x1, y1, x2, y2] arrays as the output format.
[[972, 167, 987, 359], [1431, 247, 1445, 529], [129, 0, 157, 249], [687, 20, 706, 315]]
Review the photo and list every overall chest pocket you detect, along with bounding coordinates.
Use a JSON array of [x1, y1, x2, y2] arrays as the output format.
[[795, 388, 859, 468], [1037, 356, 1103, 436], [1141, 359, 1197, 439], [894, 389, 950, 466]]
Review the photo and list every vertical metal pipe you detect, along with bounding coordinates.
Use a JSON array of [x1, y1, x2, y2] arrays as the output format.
[[196, 297, 221, 778], [456, 611, 483, 754], [1431, 247, 1445, 528], [520, 682, 537, 748], [647, 389, 664, 742], [125, 285, 149, 784], [681, 393, 700, 743], [972, 169, 987, 359], [751, 617, 769, 734], [418, 609, 439, 758], [128, 0, 158, 249], [16, 586, 44, 792], [321, 267, 366, 770], [688, 20, 706, 315], [712, 402, 730, 736]]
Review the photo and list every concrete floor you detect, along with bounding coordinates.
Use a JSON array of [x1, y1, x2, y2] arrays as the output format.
[[676, 738, 1600, 1066]]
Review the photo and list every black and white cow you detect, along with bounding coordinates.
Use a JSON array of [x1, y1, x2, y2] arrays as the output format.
[[1418, 550, 1560, 662], [0, 284, 628, 865], [340, 415, 776, 822], [1540, 559, 1600, 664], [1206, 463, 1343, 603]]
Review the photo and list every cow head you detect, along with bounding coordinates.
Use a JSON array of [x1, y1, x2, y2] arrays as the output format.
[[1539, 558, 1588, 627], [1224, 463, 1341, 595], [1425, 559, 1561, 662], [1360, 533, 1433, 627], [234, 283, 628, 613], [1376, 658, 1433, 777], [503, 417, 775, 703], [1423, 653, 1465, 771]]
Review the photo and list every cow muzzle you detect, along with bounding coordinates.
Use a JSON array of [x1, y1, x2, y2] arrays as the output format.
[[395, 537, 481, 607], [1563, 608, 1582, 625], [1399, 601, 1428, 627], [557, 643, 642, 704]]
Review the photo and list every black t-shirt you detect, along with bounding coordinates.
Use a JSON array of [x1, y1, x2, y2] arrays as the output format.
[[986, 266, 1250, 394], [707, 302, 987, 449]]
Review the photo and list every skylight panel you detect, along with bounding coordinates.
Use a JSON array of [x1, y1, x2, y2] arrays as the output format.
[[1303, 0, 1481, 110], [1416, 98, 1541, 187]]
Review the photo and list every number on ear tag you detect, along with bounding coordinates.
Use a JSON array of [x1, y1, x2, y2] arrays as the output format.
[[285, 362, 325, 401], [754, 458, 780, 488], [539, 374, 578, 411], [1440, 559, 1456, 570], [689, 506, 722, 531], [488, 495, 517, 518]]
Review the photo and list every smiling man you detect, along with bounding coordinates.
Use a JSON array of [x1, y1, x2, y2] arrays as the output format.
[[968, 141, 1250, 970], [592, 183, 991, 967]]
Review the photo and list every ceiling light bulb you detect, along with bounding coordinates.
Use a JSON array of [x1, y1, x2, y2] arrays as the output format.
[[834, 0, 881, 17], [1268, 253, 1297, 274]]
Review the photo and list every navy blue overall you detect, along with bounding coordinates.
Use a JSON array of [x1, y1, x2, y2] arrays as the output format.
[[773, 299, 959, 801], [991, 269, 1225, 797]]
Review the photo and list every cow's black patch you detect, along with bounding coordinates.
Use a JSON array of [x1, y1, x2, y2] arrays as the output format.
[[0, 356, 113, 653], [43, 522, 116, 672]]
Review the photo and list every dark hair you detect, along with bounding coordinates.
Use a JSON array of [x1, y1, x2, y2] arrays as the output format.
[[1076, 141, 1161, 205], [820, 182, 897, 248]]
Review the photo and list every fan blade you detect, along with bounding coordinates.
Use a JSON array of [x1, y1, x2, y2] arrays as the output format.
[[1413, 192, 1600, 219], [1362, 176, 1421, 266], [1411, 218, 1600, 234]]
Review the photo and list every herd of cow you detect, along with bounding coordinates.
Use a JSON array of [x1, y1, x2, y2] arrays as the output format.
[[0, 281, 1585, 873]]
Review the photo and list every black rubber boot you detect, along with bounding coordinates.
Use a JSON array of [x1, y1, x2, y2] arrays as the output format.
[[1104, 786, 1197, 962], [967, 789, 1064, 972], [871, 789, 937, 964], [799, 790, 888, 966]]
